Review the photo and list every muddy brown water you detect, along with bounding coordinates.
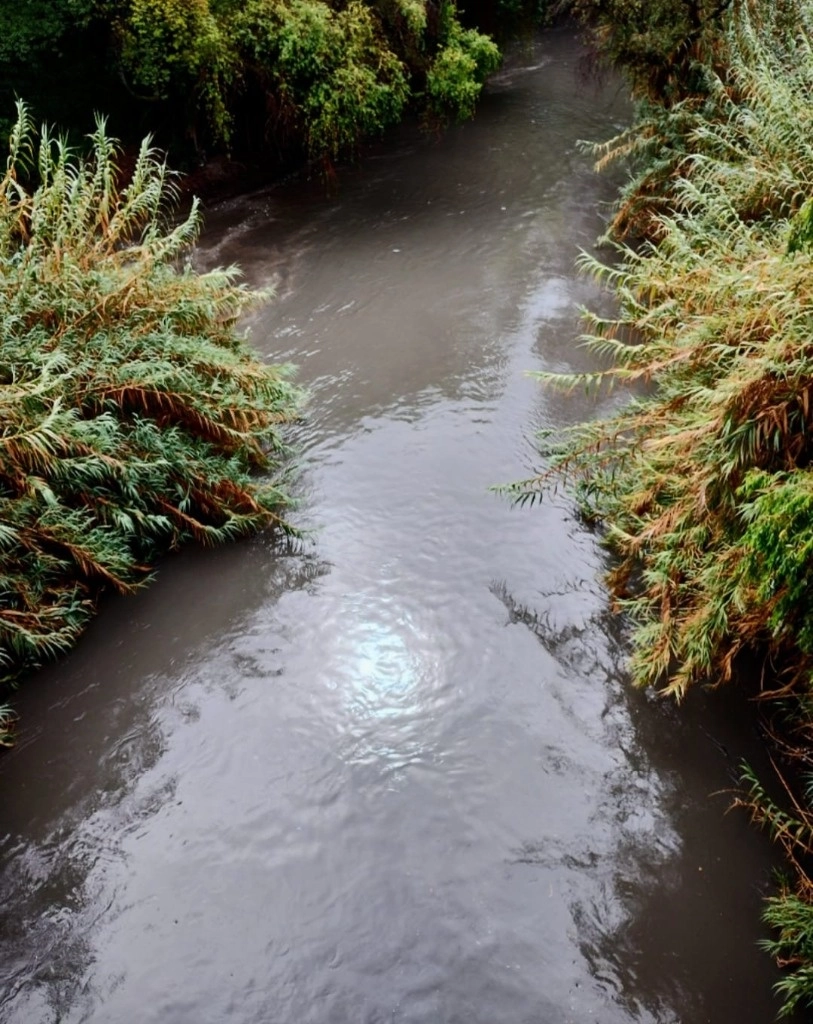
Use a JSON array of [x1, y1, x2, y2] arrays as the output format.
[[0, 30, 788, 1024]]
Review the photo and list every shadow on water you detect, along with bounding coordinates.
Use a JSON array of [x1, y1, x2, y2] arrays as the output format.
[[0, 539, 330, 1022], [494, 577, 786, 1022]]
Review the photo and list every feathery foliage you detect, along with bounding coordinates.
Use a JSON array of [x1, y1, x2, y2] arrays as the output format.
[[514, 0, 813, 693], [0, 105, 299, 732], [509, 0, 813, 1011], [738, 757, 813, 1016]]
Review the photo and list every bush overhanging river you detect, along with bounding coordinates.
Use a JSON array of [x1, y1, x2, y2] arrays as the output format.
[[509, 1, 813, 1015], [0, 106, 299, 730]]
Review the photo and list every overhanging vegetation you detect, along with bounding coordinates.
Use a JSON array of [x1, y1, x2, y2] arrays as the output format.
[[0, 105, 300, 737], [0, 0, 504, 169], [512, 1, 813, 1014]]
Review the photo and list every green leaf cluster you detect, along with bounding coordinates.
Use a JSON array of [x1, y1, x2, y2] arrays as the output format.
[[426, 12, 501, 121], [738, 760, 813, 1017], [0, 0, 97, 66], [1, 0, 501, 167]]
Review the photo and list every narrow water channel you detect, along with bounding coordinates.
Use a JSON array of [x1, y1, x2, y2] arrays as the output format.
[[0, 30, 786, 1024]]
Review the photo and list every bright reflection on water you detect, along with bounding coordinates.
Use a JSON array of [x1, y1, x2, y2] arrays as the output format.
[[327, 598, 445, 769], [337, 605, 429, 717]]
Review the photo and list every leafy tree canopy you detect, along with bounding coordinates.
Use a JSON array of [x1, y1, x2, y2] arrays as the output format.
[[0, 0, 502, 168]]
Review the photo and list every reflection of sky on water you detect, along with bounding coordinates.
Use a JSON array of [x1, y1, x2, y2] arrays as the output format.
[[344, 615, 424, 718], [324, 594, 448, 773]]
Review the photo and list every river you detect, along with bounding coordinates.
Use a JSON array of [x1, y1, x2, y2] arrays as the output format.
[[0, 29, 787, 1024]]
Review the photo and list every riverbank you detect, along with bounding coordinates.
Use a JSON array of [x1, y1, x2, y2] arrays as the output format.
[[517, 1, 813, 1014], [0, 110, 299, 733]]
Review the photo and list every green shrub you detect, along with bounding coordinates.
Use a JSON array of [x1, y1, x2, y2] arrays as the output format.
[[509, 4, 813, 1010], [426, 18, 501, 121], [1, 0, 501, 166], [0, 105, 299, 719]]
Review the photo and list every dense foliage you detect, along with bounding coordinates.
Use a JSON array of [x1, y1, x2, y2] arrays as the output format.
[[0, 0, 501, 169], [511, 0, 813, 1013], [0, 105, 299, 737], [564, 0, 735, 102]]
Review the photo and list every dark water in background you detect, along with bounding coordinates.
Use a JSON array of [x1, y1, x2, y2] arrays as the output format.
[[0, 31, 786, 1024]]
